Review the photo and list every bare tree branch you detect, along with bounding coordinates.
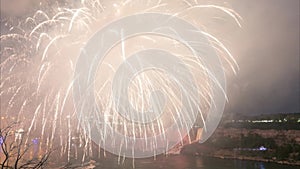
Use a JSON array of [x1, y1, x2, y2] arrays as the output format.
[[0, 122, 53, 169]]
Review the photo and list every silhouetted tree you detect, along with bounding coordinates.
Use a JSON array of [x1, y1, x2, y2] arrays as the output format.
[[0, 122, 52, 169]]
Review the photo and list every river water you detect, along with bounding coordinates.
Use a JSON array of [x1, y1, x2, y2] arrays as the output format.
[[93, 155, 299, 169]]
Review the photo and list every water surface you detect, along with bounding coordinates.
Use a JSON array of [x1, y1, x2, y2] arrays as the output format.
[[94, 155, 299, 169]]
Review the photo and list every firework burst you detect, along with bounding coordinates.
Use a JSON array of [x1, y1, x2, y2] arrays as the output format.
[[0, 0, 241, 166]]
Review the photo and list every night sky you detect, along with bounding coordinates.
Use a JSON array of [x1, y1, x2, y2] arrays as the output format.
[[224, 0, 299, 116], [1, 0, 299, 116]]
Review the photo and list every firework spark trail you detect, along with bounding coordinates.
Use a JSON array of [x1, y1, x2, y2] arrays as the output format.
[[173, 5, 242, 27], [49, 91, 60, 149], [40, 95, 48, 143], [25, 103, 42, 145], [0, 0, 241, 165]]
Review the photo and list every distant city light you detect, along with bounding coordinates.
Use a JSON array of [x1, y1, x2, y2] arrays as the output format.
[[0, 136, 3, 145], [32, 138, 39, 145], [233, 146, 268, 152], [15, 128, 25, 141], [252, 120, 273, 123], [259, 146, 267, 151]]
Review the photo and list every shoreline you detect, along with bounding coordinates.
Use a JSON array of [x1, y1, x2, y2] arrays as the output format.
[[179, 127, 300, 167], [199, 154, 300, 166]]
